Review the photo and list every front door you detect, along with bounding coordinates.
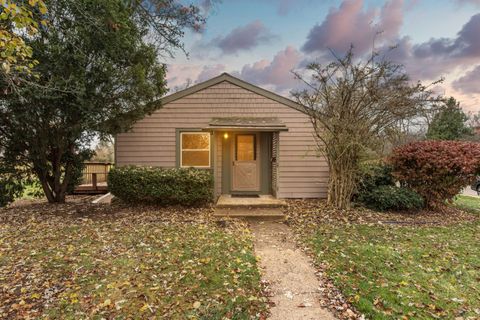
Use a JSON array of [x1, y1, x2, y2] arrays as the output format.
[[232, 133, 260, 192]]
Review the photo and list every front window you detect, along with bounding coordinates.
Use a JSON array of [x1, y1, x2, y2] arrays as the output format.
[[180, 132, 211, 168]]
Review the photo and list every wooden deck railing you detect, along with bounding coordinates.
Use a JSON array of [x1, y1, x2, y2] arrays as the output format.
[[74, 162, 113, 194]]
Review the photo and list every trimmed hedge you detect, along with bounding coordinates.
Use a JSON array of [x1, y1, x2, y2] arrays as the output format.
[[108, 166, 214, 206], [357, 185, 424, 211], [355, 161, 424, 211]]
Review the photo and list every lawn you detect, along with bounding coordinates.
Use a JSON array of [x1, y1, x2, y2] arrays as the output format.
[[453, 195, 480, 215], [307, 221, 480, 319], [0, 202, 267, 319]]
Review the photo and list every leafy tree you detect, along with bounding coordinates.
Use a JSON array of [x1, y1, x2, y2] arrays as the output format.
[[426, 97, 473, 140], [293, 47, 437, 209], [0, 0, 47, 92], [465, 110, 480, 142], [91, 139, 114, 163], [0, 0, 205, 203]]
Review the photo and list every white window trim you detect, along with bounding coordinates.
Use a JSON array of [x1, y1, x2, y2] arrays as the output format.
[[180, 131, 211, 168]]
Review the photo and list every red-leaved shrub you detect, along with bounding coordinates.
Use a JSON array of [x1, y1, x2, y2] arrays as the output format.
[[390, 140, 480, 208]]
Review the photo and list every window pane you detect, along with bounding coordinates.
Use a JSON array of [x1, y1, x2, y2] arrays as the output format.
[[182, 151, 209, 167], [182, 133, 209, 150], [237, 135, 255, 161]]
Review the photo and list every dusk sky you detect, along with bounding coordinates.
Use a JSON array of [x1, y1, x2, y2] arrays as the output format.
[[166, 0, 480, 112]]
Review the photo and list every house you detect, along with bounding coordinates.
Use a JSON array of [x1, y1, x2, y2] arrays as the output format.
[[115, 73, 328, 199]]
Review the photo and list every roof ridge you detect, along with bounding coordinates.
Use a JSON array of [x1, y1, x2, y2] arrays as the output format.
[[160, 73, 305, 113]]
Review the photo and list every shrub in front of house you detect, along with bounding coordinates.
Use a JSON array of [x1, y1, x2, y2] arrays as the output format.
[[357, 161, 395, 191], [357, 185, 424, 211], [355, 161, 424, 211], [391, 140, 480, 208], [0, 176, 23, 207], [0, 164, 25, 207], [108, 166, 214, 206]]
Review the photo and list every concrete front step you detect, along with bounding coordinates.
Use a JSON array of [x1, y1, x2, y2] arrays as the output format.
[[216, 194, 287, 208], [213, 207, 286, 220]]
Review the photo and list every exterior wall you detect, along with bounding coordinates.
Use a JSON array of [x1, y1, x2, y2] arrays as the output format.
[[116, 81, 329, 198]]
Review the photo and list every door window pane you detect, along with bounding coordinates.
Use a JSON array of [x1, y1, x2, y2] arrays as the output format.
[[180, 132, 210, 167], [236, 135, 255, 161]]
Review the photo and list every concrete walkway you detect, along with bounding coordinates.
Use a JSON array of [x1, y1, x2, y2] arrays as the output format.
[[461, 187, 479, 197], [250, 221, 336, 320]]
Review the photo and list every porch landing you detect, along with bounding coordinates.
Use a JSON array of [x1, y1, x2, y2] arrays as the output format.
[[214, 195, 286, 220], [216, 194, 286, 208]]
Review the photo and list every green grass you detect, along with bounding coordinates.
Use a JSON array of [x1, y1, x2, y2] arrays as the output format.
[[0, 209, 266, 319], [453, 195, 480, 215], [308, 222, 480, 319]]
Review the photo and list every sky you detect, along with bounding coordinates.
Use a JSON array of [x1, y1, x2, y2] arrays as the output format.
[[165, 0, 480, 112]]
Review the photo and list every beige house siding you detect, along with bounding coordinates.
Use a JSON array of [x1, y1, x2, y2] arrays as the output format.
[[116, 80, 329, 198]]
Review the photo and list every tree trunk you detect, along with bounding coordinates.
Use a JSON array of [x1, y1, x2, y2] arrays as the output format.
[[326, 148, 358, 209], [34, 164, 68, 203], [38, 175, 56, 203]]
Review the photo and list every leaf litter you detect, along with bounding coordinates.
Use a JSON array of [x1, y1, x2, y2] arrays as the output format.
[[0, 197, 269, 319]]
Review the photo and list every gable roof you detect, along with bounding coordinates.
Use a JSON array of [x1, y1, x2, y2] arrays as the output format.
[[161, 73, 305, 113]]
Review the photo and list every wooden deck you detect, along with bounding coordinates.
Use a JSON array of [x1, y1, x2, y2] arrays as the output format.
[[73, 162, 112, 194], [74, 182, 108, 194]]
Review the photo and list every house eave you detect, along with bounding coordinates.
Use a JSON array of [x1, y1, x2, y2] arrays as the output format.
[[159, 73, 306, 114], [202, 126, 289, 132]]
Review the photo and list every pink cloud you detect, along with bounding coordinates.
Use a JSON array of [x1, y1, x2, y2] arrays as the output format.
[[412, 13, 480, 60], [213, 20, 276, 54], [166, 64, 202, 89], [235, 46, 302, 92], [196, 64, 226, 82], [379, 13, 480, 81], [453, 65, 480, 94], [455, 0, 480, 6], [302, 0, 404, 55], [166, 63, 225, 91], [277, 0, 297, 15], [380, 0, 404, 39]]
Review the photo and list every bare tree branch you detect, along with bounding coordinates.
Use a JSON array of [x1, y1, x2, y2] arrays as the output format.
[[292, 47, 441, 209]]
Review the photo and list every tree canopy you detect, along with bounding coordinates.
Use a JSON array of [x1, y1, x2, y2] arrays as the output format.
[[0, 0, 47, 92], [426, 97, 473, 140], [0, 0, 206, 203]]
